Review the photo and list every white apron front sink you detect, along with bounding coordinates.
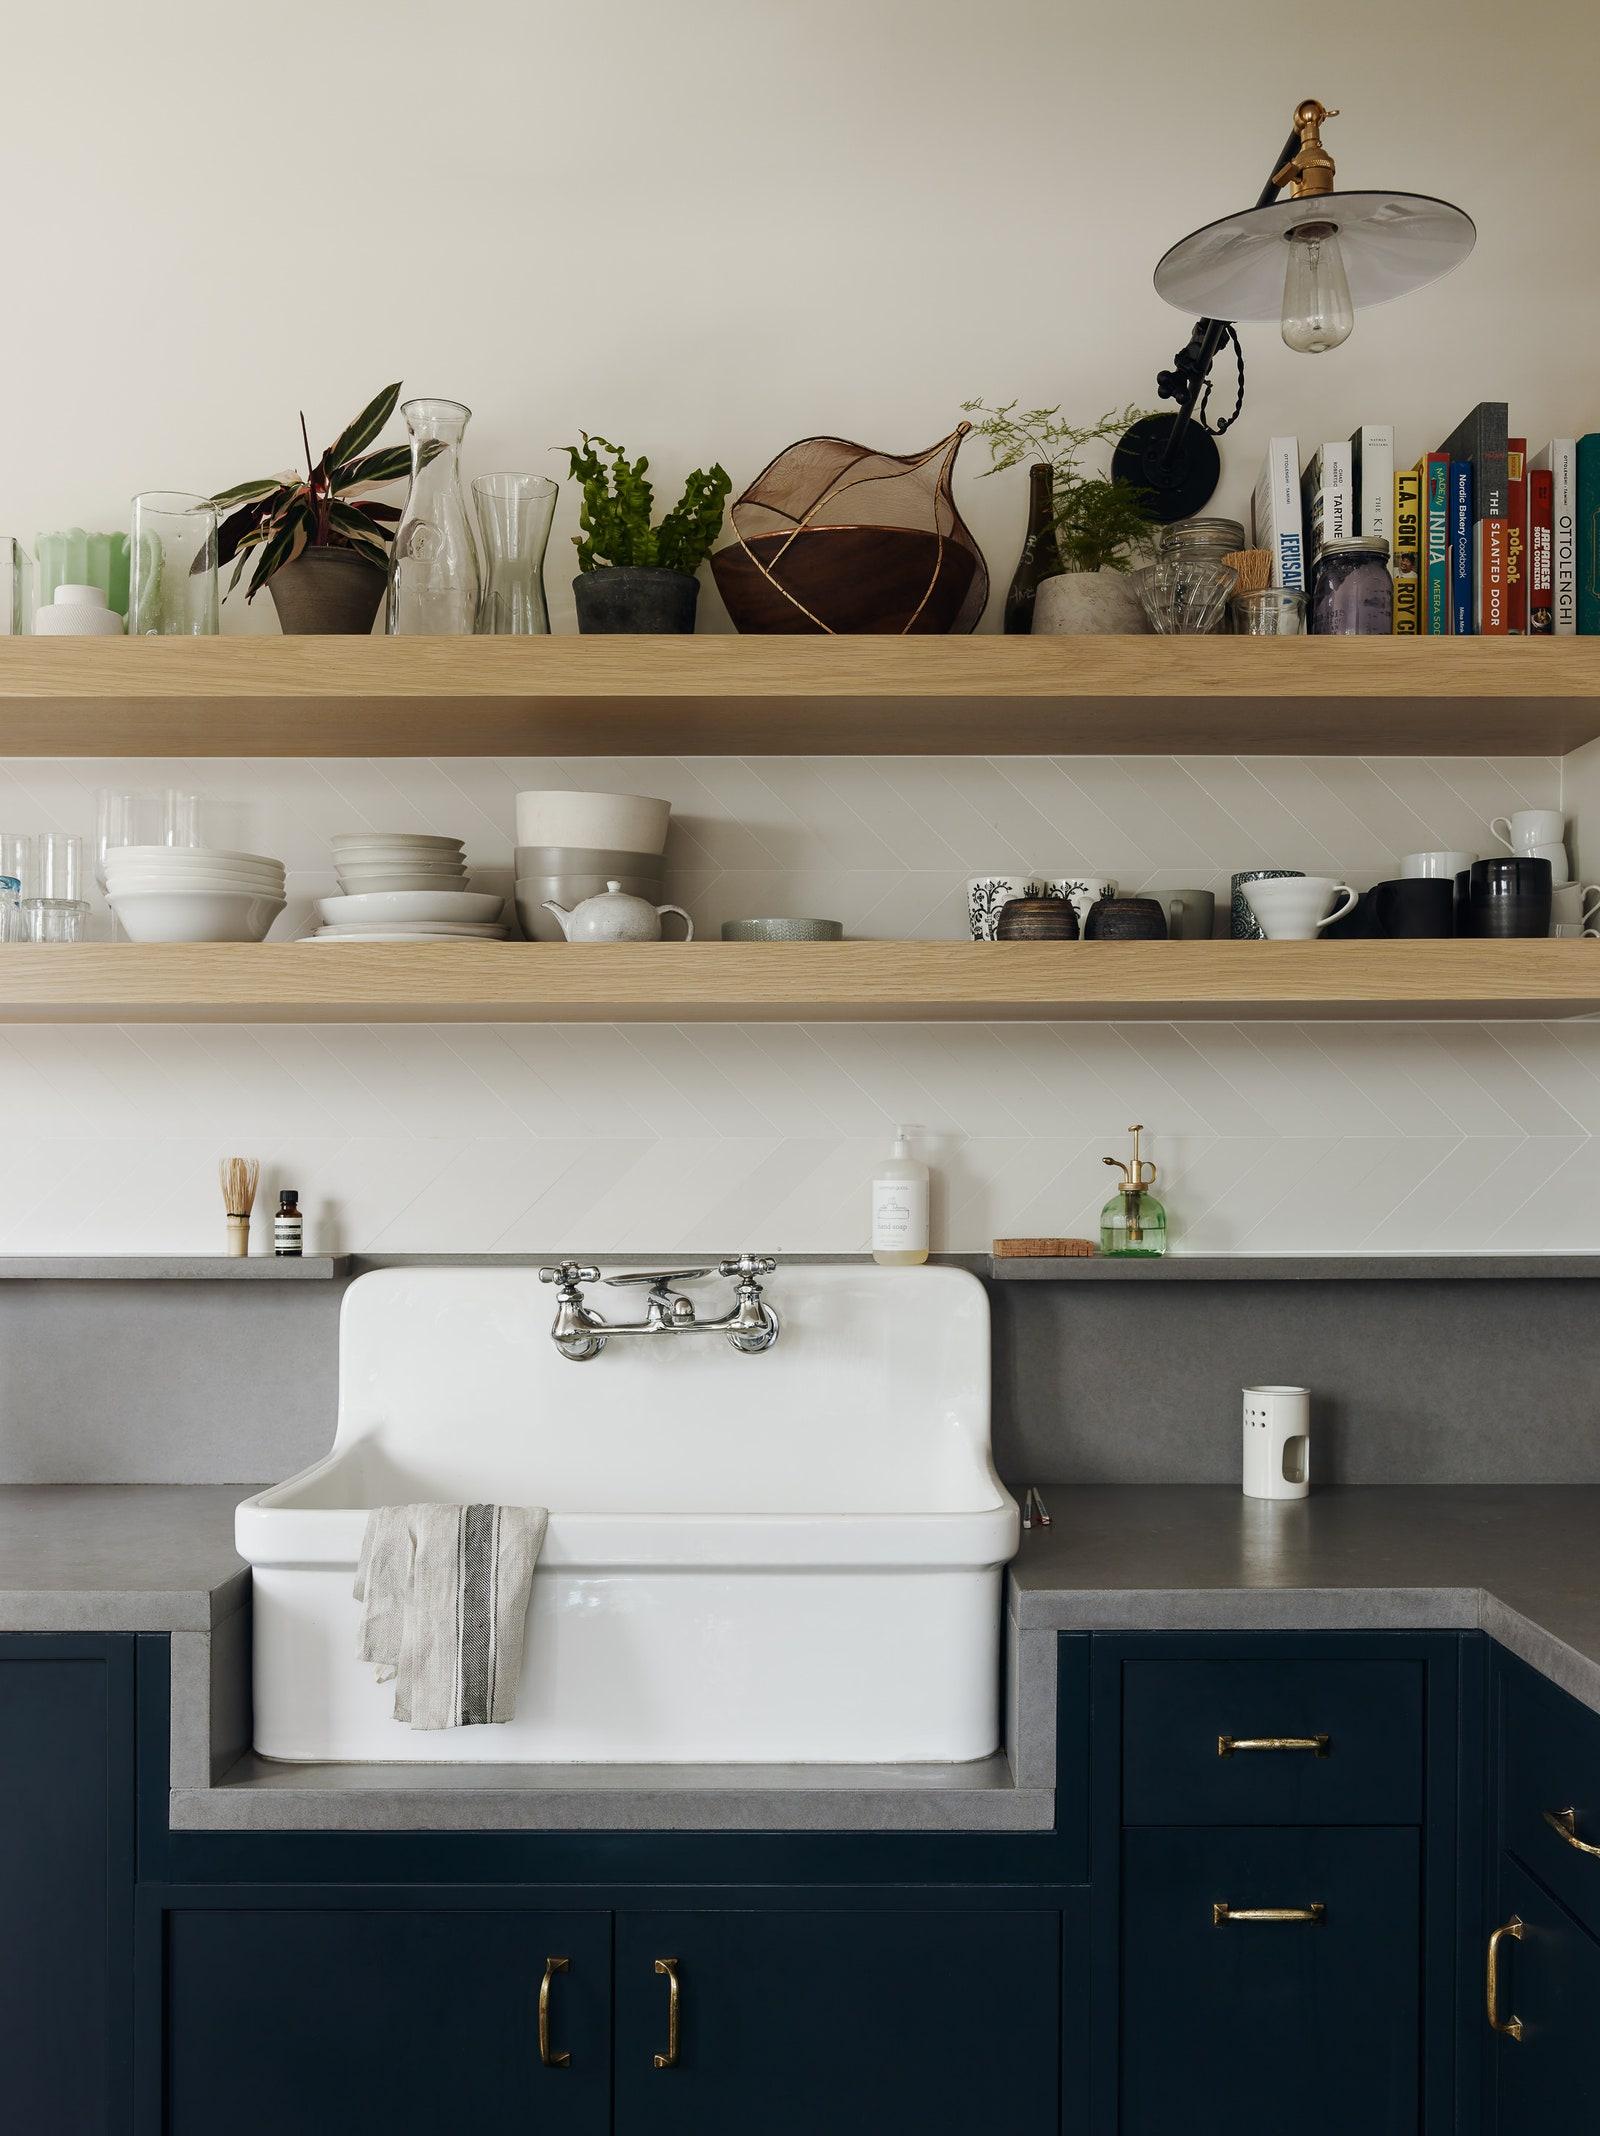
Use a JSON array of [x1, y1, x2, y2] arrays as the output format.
[[236, 1262, 1017, 1764]]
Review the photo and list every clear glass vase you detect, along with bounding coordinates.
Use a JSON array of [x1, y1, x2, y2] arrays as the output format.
[[386, 399, 480, 635], [472, 473, 557, 634]]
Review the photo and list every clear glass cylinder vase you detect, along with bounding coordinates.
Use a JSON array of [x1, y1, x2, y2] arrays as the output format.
[[386, 399, 481, 635], [472, 473, 557, 634]]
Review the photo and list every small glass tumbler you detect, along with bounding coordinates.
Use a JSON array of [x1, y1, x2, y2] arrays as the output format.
[[29, 833, 84, 903], [1231, 588, 1306, 635], [21, 899, 88, 943], [473, 473, 557, 634], [129, 492, 219, 636]]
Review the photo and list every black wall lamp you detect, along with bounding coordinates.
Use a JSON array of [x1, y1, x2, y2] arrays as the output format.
[[1112, 100, 1476, 522]]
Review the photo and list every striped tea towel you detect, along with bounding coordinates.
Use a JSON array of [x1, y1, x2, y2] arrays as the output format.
[[354, 1504, 548, 1730]]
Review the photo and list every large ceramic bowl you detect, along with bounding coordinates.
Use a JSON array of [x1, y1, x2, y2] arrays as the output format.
[[109, 889, 285, 943], [318, 890, 505, 926], [515, 844, 664, 879], [514, 790, 670, 856]]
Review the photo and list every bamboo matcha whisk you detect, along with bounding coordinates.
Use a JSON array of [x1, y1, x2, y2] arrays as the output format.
[[219, 1156, 261, 1258], [1221, 548, 1273, 596]]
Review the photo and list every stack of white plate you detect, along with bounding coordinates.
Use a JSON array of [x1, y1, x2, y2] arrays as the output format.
[[331, 833, 469, 896], [304, 888, 510, 945], [105, 847, 286, 943]]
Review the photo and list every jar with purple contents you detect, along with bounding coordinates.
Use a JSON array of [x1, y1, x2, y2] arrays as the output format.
[[1311, 535, 1392, 635]]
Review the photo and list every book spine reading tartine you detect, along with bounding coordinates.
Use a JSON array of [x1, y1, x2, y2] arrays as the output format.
[[1300, 441, 1352, 577], [1349, 423, 1395, 547], [1529, 466, 1555, 635], [1449, 461, 1474, 635], [1532, 440, 1578, 633], [1423, 453, 1450, 634], [1578, 435, 1600, 636], [1506, 438, 1527, 634], [1252, 438, 1305, 591], [1392, 466, 1422, 633]]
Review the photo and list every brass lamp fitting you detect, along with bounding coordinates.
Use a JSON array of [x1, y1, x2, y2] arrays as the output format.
[[1272, 100, 1339, 199]]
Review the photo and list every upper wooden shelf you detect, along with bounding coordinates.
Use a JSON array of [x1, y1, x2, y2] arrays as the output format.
[[1, 940, 1594, 1023], [1, 636, 1596, 758]]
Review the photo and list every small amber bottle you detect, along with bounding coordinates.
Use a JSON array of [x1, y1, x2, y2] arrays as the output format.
[[1099, 1125, 1168, 1258], [273, 1188, 303, 1258]]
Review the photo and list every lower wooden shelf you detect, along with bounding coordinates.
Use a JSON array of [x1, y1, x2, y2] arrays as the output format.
[[0, 939, 1595, 1023]]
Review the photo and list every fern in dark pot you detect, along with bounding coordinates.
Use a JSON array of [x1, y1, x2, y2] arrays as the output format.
[[564, 434, 731, 633], [212, 383, 432, 635]]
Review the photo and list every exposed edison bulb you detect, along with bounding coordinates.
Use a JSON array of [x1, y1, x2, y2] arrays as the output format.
[[1280, 221, 1355, 354]]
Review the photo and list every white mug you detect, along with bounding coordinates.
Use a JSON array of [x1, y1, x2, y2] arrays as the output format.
[[1553, 883, 1600, 928], [1045, 876, 1116, 930], [1525, 840, 1571, 887], [1243, 875, 1358, 941], [1401, 849, 1474, 880], [1491, 808, 1565, 851], [967, 876, 1041, 940], [1552, 922, 1600, 939]]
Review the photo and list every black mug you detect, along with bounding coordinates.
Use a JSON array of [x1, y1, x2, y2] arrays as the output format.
[[1457, 857, 1553, 939], [1369, 877, 1455, 939]]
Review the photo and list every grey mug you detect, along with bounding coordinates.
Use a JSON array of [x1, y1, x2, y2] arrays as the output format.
[[1167, 889, 1215, 940]]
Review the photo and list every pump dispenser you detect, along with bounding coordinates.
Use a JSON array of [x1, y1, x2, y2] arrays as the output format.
[[871, 1123, 930, 1266], [1099, 1124, 1168, 1258]]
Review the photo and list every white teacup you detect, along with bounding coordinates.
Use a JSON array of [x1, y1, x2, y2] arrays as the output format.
[[1552, 922, 1600, 939], [1525, 840, 1571, 887], [1244, 875, 1358, 941], [1553, 883, 1600, 928], [1401, 849, 1474, 881], [1492, 808, 1565, 851], [1044, 875, 1116, 930]]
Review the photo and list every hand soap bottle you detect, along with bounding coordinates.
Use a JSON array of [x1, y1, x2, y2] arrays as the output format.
[[1100, 1124, 1167, 1258], [871, 1124, 929, 1266]]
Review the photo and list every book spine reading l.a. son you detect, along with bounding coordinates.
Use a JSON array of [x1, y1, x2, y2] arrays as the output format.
[[1252, 438, 1305, 591], [1392, 466, 1422, 633], [1532, 440, 1577, 633], [1529, 466, 1555, 635], [1423, 453, 1450, 634], [1449, 461, 1474, 635], [1438, 402, 1509, 633], [1507, 438, 1528, 634]]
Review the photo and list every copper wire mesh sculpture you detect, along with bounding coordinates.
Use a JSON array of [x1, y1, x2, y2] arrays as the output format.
[[710, 423, 988, 633]]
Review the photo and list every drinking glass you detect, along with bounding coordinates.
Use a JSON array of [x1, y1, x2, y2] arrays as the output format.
[[96, 791, 162, 898], [129, 492, 219, 636], [1231, 588, 1305, 635], [29, 833, 84, 902], [21, 900, 87, 943], [473, 473, 557, 634], [0, 832, 28, 942], [387, 400, 480, 634], [0, 538, 31, 634]]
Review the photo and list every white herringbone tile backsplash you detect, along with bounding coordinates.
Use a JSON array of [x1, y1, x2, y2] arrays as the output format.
[[1, 751, 1592, 1256]]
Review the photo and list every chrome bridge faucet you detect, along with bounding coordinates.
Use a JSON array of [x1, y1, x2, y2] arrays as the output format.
[[536, 1255, 780, 1363]]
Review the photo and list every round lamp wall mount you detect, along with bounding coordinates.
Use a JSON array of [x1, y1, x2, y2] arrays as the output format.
[[1113, 100, 1476, 522]]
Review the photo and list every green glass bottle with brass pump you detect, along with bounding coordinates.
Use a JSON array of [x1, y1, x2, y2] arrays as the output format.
[[1099, 1124, 1168, 1257]]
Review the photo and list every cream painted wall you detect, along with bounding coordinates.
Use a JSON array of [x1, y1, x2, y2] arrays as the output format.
[[1, 0, 1596, 1256]]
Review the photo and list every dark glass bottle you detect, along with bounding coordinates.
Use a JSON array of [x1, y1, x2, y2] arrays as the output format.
[[1003, 463, 1064, 634], [273, 1188, 303, 1258]]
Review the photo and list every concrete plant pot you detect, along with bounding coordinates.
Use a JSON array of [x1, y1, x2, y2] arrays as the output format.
[[267, 547, 387, 635], [1030, 568, 1148, 635], [572, 565, 699, 634]]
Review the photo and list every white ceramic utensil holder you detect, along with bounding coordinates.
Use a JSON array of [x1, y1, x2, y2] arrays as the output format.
[[1242, 1385, 1311, 1500]]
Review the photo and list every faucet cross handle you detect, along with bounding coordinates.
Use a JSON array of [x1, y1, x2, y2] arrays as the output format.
[[718, 1255, 777, 1280], [539, 1263, 600, 1289]]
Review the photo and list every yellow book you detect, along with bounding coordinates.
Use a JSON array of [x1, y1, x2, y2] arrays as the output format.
[[1393, 467, 1422, 633]]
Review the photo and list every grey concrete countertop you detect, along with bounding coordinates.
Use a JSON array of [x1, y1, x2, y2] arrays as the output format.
[[0, 1484, 251, 1630]]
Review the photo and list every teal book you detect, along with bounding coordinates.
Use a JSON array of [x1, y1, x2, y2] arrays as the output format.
[[1579, 434, 1600, 635], [1423, 452, 1450, 634]]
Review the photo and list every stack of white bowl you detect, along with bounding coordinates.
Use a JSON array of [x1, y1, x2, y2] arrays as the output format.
[[105, 848, 286, 943], [309, 831, 508, 945], [514, 790, 671, 942]]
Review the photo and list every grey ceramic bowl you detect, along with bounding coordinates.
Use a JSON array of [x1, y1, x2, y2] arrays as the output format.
[[720, 918, 844, 943], [516, 844, 664, 878], [516, 873, 668, 942]]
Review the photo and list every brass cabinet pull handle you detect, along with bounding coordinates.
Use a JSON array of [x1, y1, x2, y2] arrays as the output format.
[[538, 1956, 571, 2069], [1486, 1918, 1524, 2040], [1212, 1901, 1325, 1925], [652, 1956, 680, 2069], [1217, 1734, 1331, 1758], [1544, 1806, 1600, 1859]]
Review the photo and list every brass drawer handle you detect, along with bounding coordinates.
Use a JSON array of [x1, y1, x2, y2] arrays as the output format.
[[1212, 1902, 1325, 1925], [1544, 1806, 1600, 1859], [1486, 1917, 1524, 2040], [652, 1956, 680, 2069], [1218, 1734, 1331, 1758], [539, 1956, 571, 2069]]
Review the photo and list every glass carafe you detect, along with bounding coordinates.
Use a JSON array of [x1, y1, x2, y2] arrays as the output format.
[[387, 399, 480, 635], [472, 473, 557, 634]]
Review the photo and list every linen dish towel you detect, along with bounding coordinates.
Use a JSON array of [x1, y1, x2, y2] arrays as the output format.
[[354, 1503, 548, 1730]]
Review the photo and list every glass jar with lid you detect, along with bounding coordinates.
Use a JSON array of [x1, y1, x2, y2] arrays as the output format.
[[1155, 518, 1247, 634], [1311, 536, 1392, 635]]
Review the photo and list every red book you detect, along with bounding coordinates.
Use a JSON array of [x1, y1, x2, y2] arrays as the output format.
[[1506, 438, 1528, 633], [1530, 467, 1555, 634]]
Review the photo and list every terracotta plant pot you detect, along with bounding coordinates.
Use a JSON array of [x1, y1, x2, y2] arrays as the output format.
[[572, 566, 699, 634], [267, 548, 387, 636], [1030, 568, 1148, 635]]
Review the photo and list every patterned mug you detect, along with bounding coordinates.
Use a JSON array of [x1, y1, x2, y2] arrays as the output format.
[[968, 876, 1041, 941]]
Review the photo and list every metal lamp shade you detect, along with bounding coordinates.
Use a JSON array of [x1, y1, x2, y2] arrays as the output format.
[[1153, 190, 1476, 321]]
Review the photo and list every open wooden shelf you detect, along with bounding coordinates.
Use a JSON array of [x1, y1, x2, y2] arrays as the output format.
[[1, 940, 1594, 1024], [2, 635, 1597, 758]]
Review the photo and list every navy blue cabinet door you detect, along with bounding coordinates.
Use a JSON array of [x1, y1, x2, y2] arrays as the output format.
[[613, 1908, 1061, 2135], [1121, 1827, 1421, 2135], [0, 1645, 129, 2136], [1491, 1858, 1600, 2130], [163, 1904, 610, 2134]]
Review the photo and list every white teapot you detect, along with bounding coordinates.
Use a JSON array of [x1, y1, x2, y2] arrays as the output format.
[[542, 880, 694, 944]]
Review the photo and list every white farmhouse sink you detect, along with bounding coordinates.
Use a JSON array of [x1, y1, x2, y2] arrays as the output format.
[[236, 1262, 1017, 1764]]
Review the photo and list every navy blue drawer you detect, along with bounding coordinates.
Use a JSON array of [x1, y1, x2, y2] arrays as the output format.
[[1501, 1657, 1600, 1949], [1122, 1657, 1424, 1825]]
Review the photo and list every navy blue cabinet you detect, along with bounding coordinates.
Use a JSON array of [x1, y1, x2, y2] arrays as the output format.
[[1488, 1858, 1600, 2130], [612, 1907, 1062, 2135], [161, 1900, 612, 2134], [0, 1637, 133, 2136]]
